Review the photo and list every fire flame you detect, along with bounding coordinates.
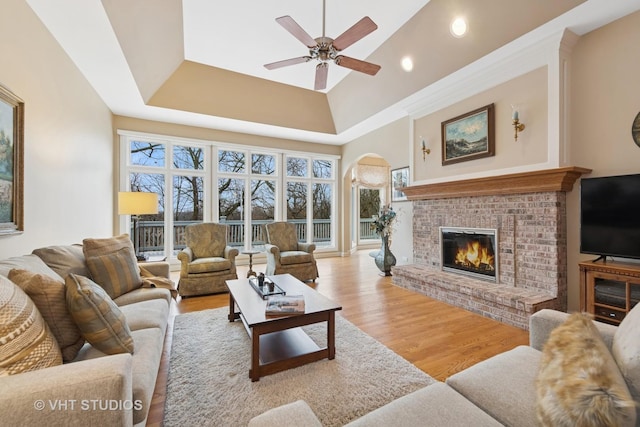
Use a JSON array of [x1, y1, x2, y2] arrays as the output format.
[[455, 241, 495, 271]]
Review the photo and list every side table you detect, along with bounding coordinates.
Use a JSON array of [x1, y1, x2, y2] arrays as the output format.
[[241, 249, 261, 278]]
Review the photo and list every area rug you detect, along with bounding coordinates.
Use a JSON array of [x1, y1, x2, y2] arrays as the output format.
[[164, 307, 435, 426]]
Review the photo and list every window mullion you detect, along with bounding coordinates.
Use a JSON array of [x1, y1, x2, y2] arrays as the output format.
[[165, 142, 174, 257]]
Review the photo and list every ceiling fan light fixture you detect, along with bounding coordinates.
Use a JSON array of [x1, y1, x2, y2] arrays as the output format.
[[450, 17, 468, 38]]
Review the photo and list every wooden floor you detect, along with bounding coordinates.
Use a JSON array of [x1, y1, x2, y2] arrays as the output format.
[[146, 250, 529, 426]]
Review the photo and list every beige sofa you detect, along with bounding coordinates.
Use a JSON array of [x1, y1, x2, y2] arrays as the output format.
[[250, 306, 640, 426], [0, 242, 172, 427]]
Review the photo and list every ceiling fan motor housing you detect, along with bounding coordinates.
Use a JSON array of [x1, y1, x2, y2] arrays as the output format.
[[312, 37, 337, 62]]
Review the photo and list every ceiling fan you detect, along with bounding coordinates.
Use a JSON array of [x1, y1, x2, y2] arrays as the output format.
[[264, 0, 381, 91]]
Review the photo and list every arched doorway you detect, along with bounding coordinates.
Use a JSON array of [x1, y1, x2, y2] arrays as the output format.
[[345, 155, 391, 252]]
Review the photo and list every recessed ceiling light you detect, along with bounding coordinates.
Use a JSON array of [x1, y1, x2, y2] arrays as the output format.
[[401, 56, 414, 72], [450, 17, 468, 38]]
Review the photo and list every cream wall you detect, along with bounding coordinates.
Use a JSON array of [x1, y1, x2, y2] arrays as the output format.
[[413, 67, 548, 181], [112, 116, 341, 157], [0, 0, 113, 258], [339, 12, 640, 312], [566, 10, 640, 310], [340, 117, 411, 260]]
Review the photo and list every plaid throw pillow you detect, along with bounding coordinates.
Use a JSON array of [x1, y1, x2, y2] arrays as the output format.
[[65, 274, 134, 355], [86, 247, 142, 299]]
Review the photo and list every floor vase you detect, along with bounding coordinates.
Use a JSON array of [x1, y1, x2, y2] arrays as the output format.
[[375, 235, 396, 276]]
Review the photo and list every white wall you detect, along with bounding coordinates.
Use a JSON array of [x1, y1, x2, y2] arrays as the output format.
[[0, 0, 114, 258]]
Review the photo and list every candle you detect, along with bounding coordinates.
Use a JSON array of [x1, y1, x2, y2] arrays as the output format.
[[512, 110, 519, 121], [422, 139, 426, 149]]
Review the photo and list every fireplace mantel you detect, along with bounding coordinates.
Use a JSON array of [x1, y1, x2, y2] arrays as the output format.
[[403, 166, 591, 200]]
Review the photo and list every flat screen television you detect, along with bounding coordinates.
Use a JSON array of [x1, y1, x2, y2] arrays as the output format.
[[580, 173, 640, 260]]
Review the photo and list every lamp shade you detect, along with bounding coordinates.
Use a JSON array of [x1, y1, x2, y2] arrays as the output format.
[[118, 192, 158, 215]]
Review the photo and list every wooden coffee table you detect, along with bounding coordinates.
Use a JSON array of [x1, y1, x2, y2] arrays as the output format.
[[226, 273, 342, 381]]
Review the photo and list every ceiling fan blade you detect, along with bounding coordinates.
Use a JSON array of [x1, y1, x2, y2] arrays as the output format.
[[314, 63, 328, 91], [332, 16, 378, 51], [264, 56, 311, 70], [335, 55, 381, 76], [276, 16, 318, 48]]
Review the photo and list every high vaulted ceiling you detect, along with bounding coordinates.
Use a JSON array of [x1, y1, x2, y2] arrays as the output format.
[[25, 0, 640, 144]]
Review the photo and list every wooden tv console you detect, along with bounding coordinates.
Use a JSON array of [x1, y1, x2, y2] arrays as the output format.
[[579, 260, 640, 325]]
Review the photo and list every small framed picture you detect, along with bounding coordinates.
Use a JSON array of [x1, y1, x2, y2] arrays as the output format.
[[441, 103, 495, 165], [391, 167, 409, 202]]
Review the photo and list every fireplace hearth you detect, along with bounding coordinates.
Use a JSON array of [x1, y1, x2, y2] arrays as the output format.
[[440, 227, 498, 282]]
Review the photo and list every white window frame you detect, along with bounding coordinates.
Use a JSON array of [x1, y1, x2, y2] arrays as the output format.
[[118, 130, 339, 262]]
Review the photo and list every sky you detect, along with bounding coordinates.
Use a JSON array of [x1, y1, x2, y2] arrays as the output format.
[[445, 111, 487, 142]]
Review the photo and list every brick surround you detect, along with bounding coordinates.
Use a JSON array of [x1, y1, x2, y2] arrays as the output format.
[[392, 191, 568, 329]]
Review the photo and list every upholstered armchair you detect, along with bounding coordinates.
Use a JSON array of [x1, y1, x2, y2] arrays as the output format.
[[177, 223, 239, 297], [264, 222, 319, 282]]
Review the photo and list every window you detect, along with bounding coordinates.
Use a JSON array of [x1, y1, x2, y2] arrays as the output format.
[[217, 149, 277, 249], [285, 155, 335, 247], [359, 188, 381, 241], [123, 138, 207, 258], [120, 131, 339, 261]]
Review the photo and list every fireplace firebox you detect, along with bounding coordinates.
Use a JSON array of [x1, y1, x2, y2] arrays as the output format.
[[440, 227, 498, 282]]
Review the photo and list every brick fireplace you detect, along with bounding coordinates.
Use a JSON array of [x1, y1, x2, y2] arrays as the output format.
[[392, 167, 590, 329]]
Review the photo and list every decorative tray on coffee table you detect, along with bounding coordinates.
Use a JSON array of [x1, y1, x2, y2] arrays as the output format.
[[249, 277, 286, 300]]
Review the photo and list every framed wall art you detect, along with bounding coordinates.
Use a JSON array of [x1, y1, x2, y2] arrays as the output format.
[[391, 166, 409, 202], [441, 103, 494, 166], [0, 84, 24, 235]]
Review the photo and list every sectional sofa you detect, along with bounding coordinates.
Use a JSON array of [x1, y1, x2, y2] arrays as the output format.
[[0, 236, 172, 426], [250, 306, 640, 426]]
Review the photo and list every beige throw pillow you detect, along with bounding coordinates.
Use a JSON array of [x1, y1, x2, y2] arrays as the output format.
[[32, 244, 89, 278], [0, 276, 63, 375], [83, 234, 142, 299], [86, 247, 142, 299], [536, 312, 636, 427], [83, 234, 134, 258], [65, 274, 134, 355], [8, 269, 84, 362]]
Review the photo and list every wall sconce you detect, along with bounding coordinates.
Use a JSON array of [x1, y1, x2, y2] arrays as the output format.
[[512, 108, 525, 141], [420, 137, 431, 160]]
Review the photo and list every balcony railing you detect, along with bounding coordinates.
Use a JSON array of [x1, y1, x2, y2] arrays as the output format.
[[132, 218, 378, 255]]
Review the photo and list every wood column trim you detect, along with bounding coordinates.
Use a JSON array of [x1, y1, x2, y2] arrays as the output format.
[[403, 166, 591, 200]]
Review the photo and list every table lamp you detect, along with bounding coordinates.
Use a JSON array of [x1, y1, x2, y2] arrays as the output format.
[[118, 191, 159, 261]]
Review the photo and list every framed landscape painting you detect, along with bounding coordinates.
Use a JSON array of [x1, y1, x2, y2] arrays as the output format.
[[441, 103, 494, 165], [0, 84, 24, 235], [391, 166, 409, 202]]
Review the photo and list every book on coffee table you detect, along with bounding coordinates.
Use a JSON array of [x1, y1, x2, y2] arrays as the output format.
[[265, 294, 305, 317]]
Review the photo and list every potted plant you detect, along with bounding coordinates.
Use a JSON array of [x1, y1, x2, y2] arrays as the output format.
[[371, 205, 397, 276]]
